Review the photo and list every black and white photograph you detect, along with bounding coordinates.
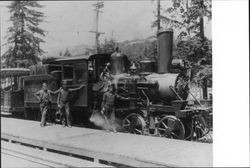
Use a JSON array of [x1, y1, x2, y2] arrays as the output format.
[[0, 0, 249, 167]]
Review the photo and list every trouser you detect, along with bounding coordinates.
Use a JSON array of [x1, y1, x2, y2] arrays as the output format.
[[104, 106, 116, 129], [59, 102, 70, 126], [40, 104, 49, 125]]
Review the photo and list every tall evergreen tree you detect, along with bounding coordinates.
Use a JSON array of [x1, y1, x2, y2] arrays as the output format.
[[2, 1, 45, 68]]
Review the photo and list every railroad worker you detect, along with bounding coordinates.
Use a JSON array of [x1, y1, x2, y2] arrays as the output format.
[[52, 80, 84, 127], [99, 63, 112, 81], [129, 62, 137, 76], [101, 84, 129, 133], [34, 82, 52, 127]]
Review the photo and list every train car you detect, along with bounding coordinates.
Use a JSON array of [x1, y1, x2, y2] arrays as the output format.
[[1, 68, 30, 116]]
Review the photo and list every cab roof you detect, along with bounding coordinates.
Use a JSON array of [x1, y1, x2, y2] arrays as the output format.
[[1, 68, 30, 78], [42, 53, 111, 64]]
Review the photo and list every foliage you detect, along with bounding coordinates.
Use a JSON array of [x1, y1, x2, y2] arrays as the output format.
[[175, 35, 212, 64], [152, 0, 211, 39], [2, 1, 45, 68], [59, 51, 63, 56], [99, 38, 117, 54], [119, 37, 157, 64], [152, 0, 212, 85], [63, 48, 72, 57]]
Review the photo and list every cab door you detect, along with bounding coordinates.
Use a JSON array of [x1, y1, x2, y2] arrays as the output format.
[[73, 61, 88, 107]]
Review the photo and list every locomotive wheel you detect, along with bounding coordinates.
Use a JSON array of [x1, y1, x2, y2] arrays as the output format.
[[157, 115, 185, 140], [122, 113, 146, 135]]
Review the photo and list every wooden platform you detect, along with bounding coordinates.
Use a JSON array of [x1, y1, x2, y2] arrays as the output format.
[[1, 117, 213, 167]]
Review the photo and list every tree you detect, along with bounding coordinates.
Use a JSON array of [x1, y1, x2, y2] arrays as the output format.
[[63, 48, 72, 57], [120, 38, 157, 64], [152, 0, 212, 99], [152, 0, 211, 40], [59, 51, 63, 57], [2, 1, 46, 68], [99, 38, 117, 54]]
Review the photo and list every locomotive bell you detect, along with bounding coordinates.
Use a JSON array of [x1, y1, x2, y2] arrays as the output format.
[[110, 47, 126, 75]]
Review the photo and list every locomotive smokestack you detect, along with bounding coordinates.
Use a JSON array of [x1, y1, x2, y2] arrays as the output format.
[[157, 28, 173, 73]]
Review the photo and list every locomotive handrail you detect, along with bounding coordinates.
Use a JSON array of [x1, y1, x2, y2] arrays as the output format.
[[141, 89, 150, 107], [2, 88, 12, 92], [185, 89, 203, 106], [169, 85, 183, 100]]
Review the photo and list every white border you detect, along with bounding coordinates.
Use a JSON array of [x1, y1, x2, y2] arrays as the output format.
[[213, 0, 249, 166]]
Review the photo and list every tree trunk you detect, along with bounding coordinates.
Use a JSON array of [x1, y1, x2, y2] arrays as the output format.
[[199, 0, 207, 100]]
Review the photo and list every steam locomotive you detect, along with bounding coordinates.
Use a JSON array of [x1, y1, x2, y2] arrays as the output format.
[[2, 28, 212, 142], [93, 28, 212, 141]]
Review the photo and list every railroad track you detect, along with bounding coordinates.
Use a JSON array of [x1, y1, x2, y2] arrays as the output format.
[[2, 148, 67, 168], [1, 140, 111, 168]]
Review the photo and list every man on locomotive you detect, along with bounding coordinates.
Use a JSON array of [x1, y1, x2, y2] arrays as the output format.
[[101, 84, 129, 132], [52, 80, 84, 127], [35, 82, 52, 127]]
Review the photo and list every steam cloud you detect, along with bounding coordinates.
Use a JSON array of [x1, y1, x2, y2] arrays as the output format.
[[89, 110, 122, 131]]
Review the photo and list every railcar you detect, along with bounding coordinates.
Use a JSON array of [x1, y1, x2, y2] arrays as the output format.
[[1, 68, 30, 116]]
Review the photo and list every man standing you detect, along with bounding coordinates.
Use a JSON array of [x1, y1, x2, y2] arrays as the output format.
[[101, 84, 129, 132], [52, 80, 84, 127], [35, 83, 52, 127]]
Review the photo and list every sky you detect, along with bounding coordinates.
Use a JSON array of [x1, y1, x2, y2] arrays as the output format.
[[0, 0, 211, 55]]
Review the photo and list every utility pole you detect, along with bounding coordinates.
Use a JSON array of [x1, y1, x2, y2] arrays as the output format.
[[89, 0, 104, 54], [157, 0, 161, 31], [199, 0, 207, 100]]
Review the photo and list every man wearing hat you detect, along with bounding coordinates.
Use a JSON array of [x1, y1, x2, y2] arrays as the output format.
[[35, 82, 52, 127], [101, 84, 129, 132], [129, 62, 137, 76], [52, 80, 84, 127], [99, 62, 112, 81]]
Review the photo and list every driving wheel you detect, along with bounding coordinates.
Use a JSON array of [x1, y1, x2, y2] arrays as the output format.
[[157, 115, 185, 139], [122, 113, 146, 135]]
